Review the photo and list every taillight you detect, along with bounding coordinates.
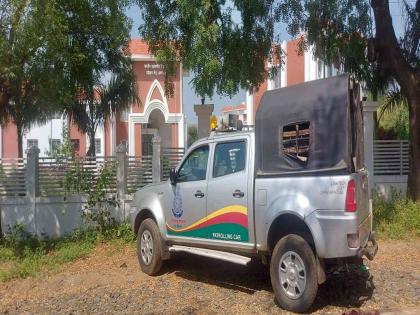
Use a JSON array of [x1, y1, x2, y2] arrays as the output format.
[[345, 179, 357, 212]]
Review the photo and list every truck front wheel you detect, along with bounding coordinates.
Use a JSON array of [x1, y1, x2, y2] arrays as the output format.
[[270, 234, 318, 313], [137, 218, 163, 275]]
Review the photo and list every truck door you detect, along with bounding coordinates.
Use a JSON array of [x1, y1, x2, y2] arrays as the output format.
[[166, 145, 210, 240], [206, 140, 250, 244]]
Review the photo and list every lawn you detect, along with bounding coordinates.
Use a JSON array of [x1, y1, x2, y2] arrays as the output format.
[[0, 223, 134, 282]]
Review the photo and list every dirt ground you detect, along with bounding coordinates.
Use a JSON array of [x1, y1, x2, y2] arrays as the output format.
[[0, 239, 419, 315]]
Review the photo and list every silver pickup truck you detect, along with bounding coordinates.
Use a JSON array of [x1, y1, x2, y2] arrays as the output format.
[[129, 75, 378, 313]]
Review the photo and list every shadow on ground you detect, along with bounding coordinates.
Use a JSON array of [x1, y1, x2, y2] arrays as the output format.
[[162, 252, 375, 310]]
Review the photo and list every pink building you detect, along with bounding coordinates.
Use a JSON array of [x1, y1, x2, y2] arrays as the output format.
[[0, 37, 338, 158], [0, 39, 185, 158]]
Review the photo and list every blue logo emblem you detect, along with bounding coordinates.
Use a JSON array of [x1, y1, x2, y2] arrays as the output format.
[[172, 186, 183, 218]]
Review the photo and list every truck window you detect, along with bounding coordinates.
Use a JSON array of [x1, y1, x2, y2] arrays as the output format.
[[177, 145, 209, 182], [281, 121, 311, 163], [213, 141, 246, 178]]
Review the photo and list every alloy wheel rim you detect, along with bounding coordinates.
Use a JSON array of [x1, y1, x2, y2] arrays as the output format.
[[140, 229, 154, 265], [278, 251, 306, 299]]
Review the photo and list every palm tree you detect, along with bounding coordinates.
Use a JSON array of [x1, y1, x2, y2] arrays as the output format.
[[378, 84, 408, 122], [65, 71, 139, 156]]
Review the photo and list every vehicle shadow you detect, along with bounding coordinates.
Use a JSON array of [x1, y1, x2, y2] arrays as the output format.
[[161, 252, 271, 294], [310, 266, 375, 312], [162, 252, 375, 310]]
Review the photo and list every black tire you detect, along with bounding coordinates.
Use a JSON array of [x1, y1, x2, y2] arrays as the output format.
[[137, 218, 163, 275], [270, 234, 318, 313]]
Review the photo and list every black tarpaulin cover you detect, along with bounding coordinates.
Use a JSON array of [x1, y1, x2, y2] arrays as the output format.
[[255, 75, 352, 175]]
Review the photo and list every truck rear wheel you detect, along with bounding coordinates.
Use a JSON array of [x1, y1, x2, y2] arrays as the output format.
[[137, 218, 163, 276], [270, 234, 318, 313]]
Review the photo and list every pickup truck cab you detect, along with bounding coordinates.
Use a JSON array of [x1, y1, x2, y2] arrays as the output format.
[[130, 75, 378, 313]]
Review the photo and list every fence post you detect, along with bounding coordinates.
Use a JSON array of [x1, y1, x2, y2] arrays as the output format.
[[152, 135, 161, 183], [116, 142, 128, 198], [363, 101, 378, 197], [26, 146, 40, 235], [26, 146, 40, 198]]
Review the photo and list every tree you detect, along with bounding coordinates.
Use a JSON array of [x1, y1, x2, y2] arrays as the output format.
[[58, 0, 138, 156], [1, 0, 136, 157], [137, 0, 420, 200], [66, 72, 139, 156], [0, 0, 69, 157], [277, 0, 420, 199]]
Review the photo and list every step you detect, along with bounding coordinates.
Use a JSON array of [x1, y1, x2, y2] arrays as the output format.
[[169, 245, 252, 266]]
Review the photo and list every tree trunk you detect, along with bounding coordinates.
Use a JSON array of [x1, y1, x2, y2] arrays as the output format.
[[86, 129, 96, 157], [17, 123, 23, 158], [407, 93, 420, 200], [372, 0, 420, 200], [0, 91, 9, 120]]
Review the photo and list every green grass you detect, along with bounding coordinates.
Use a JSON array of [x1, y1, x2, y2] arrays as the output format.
[[0, 223, 134, 282], [373, 193, 420, 239], [1, 195, 418, 282]]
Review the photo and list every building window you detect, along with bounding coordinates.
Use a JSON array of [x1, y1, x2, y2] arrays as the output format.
[[27, 139, 38, 149], [95, 138, 101, 155], [273, 66, 281, 89], [50, 139, 61, 152], [71, 139, 80, 151], [120, 108, 129, 122], [281, 121, 311, 163]]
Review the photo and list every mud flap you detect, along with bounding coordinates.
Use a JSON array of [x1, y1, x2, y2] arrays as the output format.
[[161, 239, 171, 260], [316, 256, 326, 284]]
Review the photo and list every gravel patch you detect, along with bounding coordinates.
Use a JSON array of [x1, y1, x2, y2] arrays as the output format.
[[0, 239, 419, 314]]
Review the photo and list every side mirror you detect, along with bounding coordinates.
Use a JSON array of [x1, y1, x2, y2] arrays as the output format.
[[169, 168, 177, 185]]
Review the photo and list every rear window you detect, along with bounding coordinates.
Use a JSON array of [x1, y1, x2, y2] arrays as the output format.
[[281, 121, 311, 163]]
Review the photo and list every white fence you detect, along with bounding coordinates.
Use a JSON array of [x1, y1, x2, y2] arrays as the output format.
[[0, 139, 184, 237], [0, 158, 26, 197], [373, 140, 409, 176], [373, 140, 409, 197]]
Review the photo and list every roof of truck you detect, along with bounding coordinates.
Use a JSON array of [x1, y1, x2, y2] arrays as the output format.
[[194, 129, 254, 145]]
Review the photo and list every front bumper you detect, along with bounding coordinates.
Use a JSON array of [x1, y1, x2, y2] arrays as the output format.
[[357, 231, 378, 260]]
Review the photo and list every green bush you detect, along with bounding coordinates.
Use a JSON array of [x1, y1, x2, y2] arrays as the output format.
[[373, 192, 420, 239], [0, 223, 134, 282]]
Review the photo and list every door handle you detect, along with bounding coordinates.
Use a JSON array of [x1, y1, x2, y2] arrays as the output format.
[[194, 190, 205, 198], [232, 190, 245, 198]]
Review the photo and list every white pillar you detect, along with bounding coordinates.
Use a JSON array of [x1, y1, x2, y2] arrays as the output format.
[[194, 104, 214, 139], [245, 90, 254, 126], [128, 118, 135, 156], [178, 115, 185, 148], [363, 101, 378, 196], [281, 40, 287, 87]]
